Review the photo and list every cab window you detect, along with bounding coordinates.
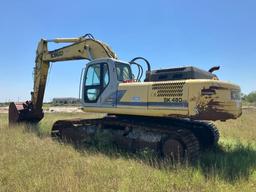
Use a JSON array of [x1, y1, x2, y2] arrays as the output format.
[[85, 64, 100, 86], [115, 62, 132, 82]]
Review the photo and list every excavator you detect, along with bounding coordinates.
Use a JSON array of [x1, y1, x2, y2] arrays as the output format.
[[9, 34, 242, 161]]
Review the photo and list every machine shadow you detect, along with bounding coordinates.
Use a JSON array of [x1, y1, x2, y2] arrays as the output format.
[[26, 123, 256, 183], [197, 144, 256, 182], [76, 142, 256, 183]]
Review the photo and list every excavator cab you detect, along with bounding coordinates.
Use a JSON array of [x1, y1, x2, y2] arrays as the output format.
[[81, 58, 133, 108], [81, 57, 152, 109]]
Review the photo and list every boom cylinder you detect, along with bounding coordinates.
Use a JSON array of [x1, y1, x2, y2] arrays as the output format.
[[46, 38, 82, 43]]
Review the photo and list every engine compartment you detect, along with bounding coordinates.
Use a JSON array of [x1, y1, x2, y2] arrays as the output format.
[[145, 66, 217, 82]]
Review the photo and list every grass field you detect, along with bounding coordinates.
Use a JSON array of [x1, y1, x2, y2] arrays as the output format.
[[1, 110, 256, 192]]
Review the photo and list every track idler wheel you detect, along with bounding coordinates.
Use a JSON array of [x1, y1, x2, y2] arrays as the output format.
[[8, 101, 44, 124], [161, 129, 200, 162], [190, 121, 220, 150]]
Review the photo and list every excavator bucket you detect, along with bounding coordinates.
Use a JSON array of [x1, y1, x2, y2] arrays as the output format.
[[8, 101, 44, 124]]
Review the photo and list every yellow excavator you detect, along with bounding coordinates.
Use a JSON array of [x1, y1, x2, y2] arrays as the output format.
[[9, 34, 242, 160]]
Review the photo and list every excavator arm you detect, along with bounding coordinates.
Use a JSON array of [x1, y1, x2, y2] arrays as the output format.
[[9, 34, 117, 123]]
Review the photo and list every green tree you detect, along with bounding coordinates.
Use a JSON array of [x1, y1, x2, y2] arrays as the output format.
[[244, 91, 256, 103]]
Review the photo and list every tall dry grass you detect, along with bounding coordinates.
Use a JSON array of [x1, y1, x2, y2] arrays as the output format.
[[1, 110, 256, 192]]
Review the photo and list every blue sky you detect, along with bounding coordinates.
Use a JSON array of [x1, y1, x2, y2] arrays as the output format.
[[0, 0, 255, 102]]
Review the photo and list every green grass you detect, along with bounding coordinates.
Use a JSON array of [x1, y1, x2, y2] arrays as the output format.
[[1, 110, 256, 192]]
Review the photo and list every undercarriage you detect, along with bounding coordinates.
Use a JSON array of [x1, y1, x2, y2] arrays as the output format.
[[51, 115, 219, 161]]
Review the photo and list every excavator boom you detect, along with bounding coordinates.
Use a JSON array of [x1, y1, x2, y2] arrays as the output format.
[[9, 34, 117, 123]]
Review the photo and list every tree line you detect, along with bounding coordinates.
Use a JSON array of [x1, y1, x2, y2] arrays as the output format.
[[242, 91, 256, 103]]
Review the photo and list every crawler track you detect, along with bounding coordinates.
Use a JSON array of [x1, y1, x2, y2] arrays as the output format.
[[51, 115, 219, 161], [190, 121, 219, 149]]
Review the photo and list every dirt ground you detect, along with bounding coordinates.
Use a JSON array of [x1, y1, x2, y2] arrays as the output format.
[[0, 107, 8, 113]]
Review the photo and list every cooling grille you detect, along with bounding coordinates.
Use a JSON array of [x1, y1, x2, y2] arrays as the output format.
[[152, 81, 185, 97]]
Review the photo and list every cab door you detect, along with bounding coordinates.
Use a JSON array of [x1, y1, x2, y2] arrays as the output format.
[[82, 59, 119, 108], [83, 63, 108, 103]]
